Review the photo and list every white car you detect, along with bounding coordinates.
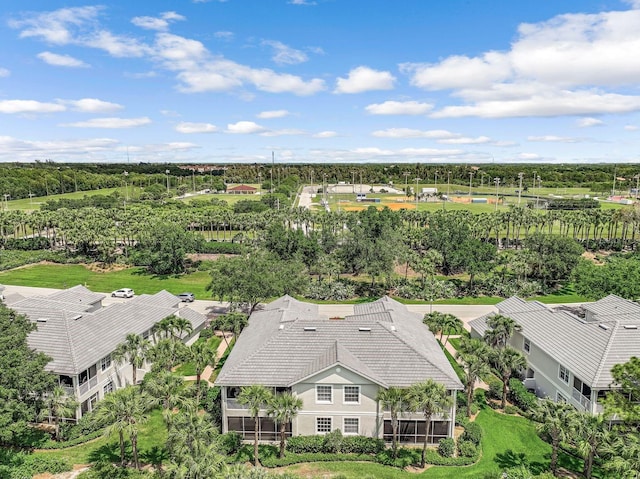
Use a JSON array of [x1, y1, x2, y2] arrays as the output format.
[[111, 288, 134, 298]]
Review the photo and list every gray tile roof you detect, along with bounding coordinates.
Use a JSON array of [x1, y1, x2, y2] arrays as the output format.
[[15, 288, 206, 375], [47, 285, 105, 307], [470, 296, 640, 389], [216, 296, 463, 390]]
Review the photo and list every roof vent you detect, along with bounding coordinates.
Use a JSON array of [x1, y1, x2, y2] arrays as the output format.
[[390, 325, 397, 332], [358, 327, 371, 332], [278, 324, 284, 330], [623, 324, 638, 330], [72, 314, 82, 320], [598, 323, 609, 330], [303, 327, 317, 332], [36, 318, 47, 323]]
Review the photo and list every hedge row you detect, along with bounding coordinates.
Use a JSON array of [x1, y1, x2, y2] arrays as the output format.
[[35, 429, 104, 450], [286, 433, 384, 455], [508, 378, 539, 413]]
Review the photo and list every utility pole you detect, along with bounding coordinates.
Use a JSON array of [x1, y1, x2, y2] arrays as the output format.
[[192, 169, 196, 193], [271, 151, 274, 194], [123, 171, 129, 202], [494, 177, 500, 211], [352, 170, 356, 193], [468, 171, 474, 198], [518, 172, 524, 205], [166, 169, 170, 194], [414, 177, 421, 209], [536, 175, 541, 208], [404, 171, 410, 195]]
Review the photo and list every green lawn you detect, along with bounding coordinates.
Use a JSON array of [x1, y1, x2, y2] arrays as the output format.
[[5, 187, 142, 211], [35, 409, 167, 465], [0, 264, 212, 298], [173, 336, 222, 376]]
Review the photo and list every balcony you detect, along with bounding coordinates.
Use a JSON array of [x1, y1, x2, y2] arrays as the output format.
[[572, 389, 591, 411], [78, 376, 98, 396], [522, 378, 536, 391], [226, 398, 245, 410], [62, 385, 75, 396]]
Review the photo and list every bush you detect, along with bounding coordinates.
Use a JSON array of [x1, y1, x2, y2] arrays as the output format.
[[424, 448, 478, 466], [460, 421, 483, 446], [458, 439, 477, 457], [340, 435, 384, 454], [322, 429, 343, 453], [198, 328, 214, 340], [219, 431, 242, 455], [197, 240, 246, 254], [286, 435, 325, 454], [504, 405, 520, 415], [286, 434, 383, 455], [304, 281, 355, 301], [486, 375, 504, 401], [508, 378, 538, 412], [474, 388, 487, 405], [438, 437, 455, 457], [0, 455, 72, 479], [469, 402, 479, 416]]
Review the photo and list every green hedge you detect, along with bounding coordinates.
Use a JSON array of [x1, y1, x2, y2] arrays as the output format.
[[197, 241, 245, 254], [508, 378, 538, 413], [0, 455, 71, 479], [36, 429, 104, 449], [286, 433, 384, 455], [261, 452, 377, 467]]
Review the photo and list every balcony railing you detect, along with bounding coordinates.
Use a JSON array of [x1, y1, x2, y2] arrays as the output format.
[[572, 389, 591, 411], [226, 398, 246, 410], [62, 385, 75, 396], [78, 376, 98, 396]]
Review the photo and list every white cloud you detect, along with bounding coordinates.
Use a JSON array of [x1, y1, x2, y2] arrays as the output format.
[[260, 128, 305, 137], [214, 31, 234, 40], [624, 124, 639, 130], [528, 135, 582, 143], [262, 40, 308, 65], [438, 136, 492, 145], [9, 6, 102, 44], [61, 117, 151, 128], [289, 0, 317, 5], [166, 141, 198, 150], [125, 71, 157, 79], [0, 68, 10, 77], [37, 51, 89, 68], [131, 11, 185, 31], [257, 110, 290, 119], [312, 131, 338, 138], [517, 153, 542, 160], [175, 122, 218, 133], [372, 128, 458, 139], [0, 100, 65, 114], [226, 121, 266, 134], [334, 66, 396, 94], [577, 117, 603, 127], [63, 98, 124, 113], [0, 135, 119, 160], [365, 100, 433, 115]]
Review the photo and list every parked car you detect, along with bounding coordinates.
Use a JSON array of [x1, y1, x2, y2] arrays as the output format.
[[178, 292, 195, 302], [112, 288, 134, 298]]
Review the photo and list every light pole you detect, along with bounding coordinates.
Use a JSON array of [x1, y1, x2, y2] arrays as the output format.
[[414, 177, 421, 209], [434, 170, 438, 192], [3, 194, 10, 211], [323, 173, 327, 203], [404, 171, 410, 195], [517, 172, 524, 205], [192, 169, 196, 193], [494, 177, 500, 211], [28, 192, 35, 207], [536, 176, 541, 208], [165, 169, 170, 194], [468, 171, 474, 198], [352, 170, 356, 193], [480, 171, 485, 189], [123, 171, 129, 202], [258, 173, 262, 194]]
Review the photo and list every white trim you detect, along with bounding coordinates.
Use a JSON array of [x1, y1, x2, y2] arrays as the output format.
[[298, 410, 379, 417], [316, 385, 333, 404], [558, 364, 570, 384], [316, 416, 332, 434], [343, 417, 359, 435], [523, 338, 531, 354], [343, 385, 360, 404]]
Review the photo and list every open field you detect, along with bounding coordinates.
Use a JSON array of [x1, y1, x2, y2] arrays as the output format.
[[4, 186, 144, 211]]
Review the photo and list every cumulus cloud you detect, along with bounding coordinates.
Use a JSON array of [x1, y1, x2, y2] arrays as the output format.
[[365, 100, 433, 115], [528, 135, 582, 143], [37, 51, 89, 67], [226, 121, 266, 134], [257, 110, 290, 119], [63, 98, 124, 113], [403, 7, 640, 118], [262, 40, 308, 65], [61, 117, 152, 128], [175, 122, 218, 133], [0, 100, 65, 114], [372, 128, 458, 139], [0, 135, 119, 160], [335, 66, 395, 94], [577, 117, 603, 127], [131, 11, 185, 31]]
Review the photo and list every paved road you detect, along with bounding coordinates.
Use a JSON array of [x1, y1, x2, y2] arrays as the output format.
[[2, 284, 496, 328]]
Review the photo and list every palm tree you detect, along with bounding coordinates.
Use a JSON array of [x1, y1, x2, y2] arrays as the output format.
[[601, 430, 640, 479], [238, 384, 273, 466], [456, 339, 491, 417], [439, 313, 463, 348], [376, 387, 407, 459], [570, 412, 608, 479], [484, 314, 521, 349], [267, 392, 303, 458], [142, 369, 187, 413], [113, 333, 151, 385], [42, 386, 78, 441], [190, 340, 217, 400], [92, 386, 152, 468], [533, 399, 573, 476], [423, 311, 446, 340], [491, 346, 527, 409], [407, 379, 453, 468]]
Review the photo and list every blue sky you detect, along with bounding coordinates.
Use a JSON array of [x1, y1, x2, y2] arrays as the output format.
[[1, 0, 640, 164]]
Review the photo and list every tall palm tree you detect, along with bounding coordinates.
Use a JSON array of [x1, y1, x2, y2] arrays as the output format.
[[238, 385, 273, 466], [376, 387, 407, 459], [142, 369, 187, 413], [439, 313, 463, 348], [570, 412, 608, 479], [92, 386, 152, 468], [484, 314, 521, 349], [601, 430, 640, 479], [41, 386, 78, 441], [533, 399, 573, 476], [190, 340, 217, 400], [407, 379, 453, 468], [113, 333, 151, 386], [491, 346, 527, 409], [267, 392, 303, 458], [456, 339, 491, 417]]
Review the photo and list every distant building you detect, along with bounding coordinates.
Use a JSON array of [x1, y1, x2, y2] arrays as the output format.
[[228, 184, 257, 194], [421, 188, 438, 195]]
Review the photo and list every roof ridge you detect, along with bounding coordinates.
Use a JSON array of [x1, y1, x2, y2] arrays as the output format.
[[591, 322, 619, 387], [61, 310, 81, 373], [379, 321, 460, 384]]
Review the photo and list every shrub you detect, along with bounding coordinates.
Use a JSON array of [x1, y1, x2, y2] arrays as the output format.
[[199, 328, 214, 340], [474, 388, 487, 404], [322, 429, 343, 453], [196, 241, 245, 254], [219, 431, 242, 455], [504, 405, 520, 415], [458, 439, 477, 458], [424, 448, 478, 466], [508, 378, 538, 412], [469, 402, 479, 415], [460, 421, 482, 446], [286, 435, 325, 454], [455, 410, 470, 427], [340, 436, 384, 454], [486, 375, 504, 401], [438, 437, 455, 457]]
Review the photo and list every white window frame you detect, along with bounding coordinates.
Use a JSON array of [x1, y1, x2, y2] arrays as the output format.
[[523, 338, 531, 354], [316, 385, 333, 404], [316, 417, 332, 434], [343, 417, 359, 435], [343, 385, 361, 404], [100, 354, 112, 372], [559, 365, 570, 384], [556, 391, 569, 403], [103, 381, 114, 396]]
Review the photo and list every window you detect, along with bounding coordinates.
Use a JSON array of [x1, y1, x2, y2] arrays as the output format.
[[103, 381, 114, 395], [344, 386, 360, 404], [316, 417, 332, 434], [343, 418, 359, 434], [316, 385, 332, 403], [556, 392, 569, 403], [142, 330, 150, 340], [559, 365, 570, 384], [523, 338, 531, 354], [100, 354, 112, 372]]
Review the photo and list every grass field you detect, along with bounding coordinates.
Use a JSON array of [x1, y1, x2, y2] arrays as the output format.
[[4, 187, 146, 211]]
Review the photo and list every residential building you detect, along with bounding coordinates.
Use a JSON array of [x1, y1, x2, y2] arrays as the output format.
[[469, 295, 640, 414], [5, 285, 207, 419], [215, 295, 463, 443]]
